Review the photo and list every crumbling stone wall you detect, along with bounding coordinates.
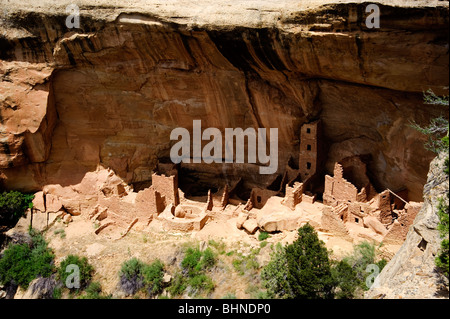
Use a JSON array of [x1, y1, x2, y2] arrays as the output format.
[[152, 172, 179, 207], [301, 191, 316, 204], [282, 182, 304, 210], [250, 187, 279, 209], [383, 202, 422, 244], [135, 186, 165, 217], [321, 206, 351, 239], [346, 202, 365, 225], [377, 190, 393, 224], [319, 156, 422, 244], [220, 184, 229, 208], [324, 163, 358, 204]]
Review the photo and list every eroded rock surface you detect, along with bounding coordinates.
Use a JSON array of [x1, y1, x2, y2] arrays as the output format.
[[366, 152, 449, 299], [0, 1, 448, 202]]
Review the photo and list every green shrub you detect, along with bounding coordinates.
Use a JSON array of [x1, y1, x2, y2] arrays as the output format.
[[208, 239, 226, 255], [331, 260, 360, 299], [170, 246, 217, 297], [261, 230, 388, 299], [258, 231, 270, 241], [181, 247, 203, 275], [0, 191, 34, 224], [54, 229, 66, 239], [255, 290, 271, 299], [261, 224, 338, 299], [260, 243, 290, 298], [52, 286, 62, 299], [119, 258, 168, 297], [0, 243, 34, 287], [436, 197, 449, 279], [182, 247, 216, 275], [78, 281, 112, 299], [376, 258, 388, 272], [118, 257, 145, 295], [82, 282, 101, 298], [0, 229, 54, 288], [436, 237, 449, 278], [142, 260, 165, 297], [58, 255, 94, 290], [187, 273, 214, 296], [120, 257, 145, 281], [232, 248, 260, 277], [199, 248, 216, 270], [168, 271, 187, 296], [342, 241, 386, 291]]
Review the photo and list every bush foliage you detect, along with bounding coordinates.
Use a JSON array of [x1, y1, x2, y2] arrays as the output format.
[[58, 254, 94, 290], [0, 190, 34, 225], [119, 257, 165, 297], [168, 245, 216, 297], [258, 231, 270, 241], [436, 181, 449, 279], [119, 257, 145, 295], [0, 230, 54, 288], [260, 243, 290, 298], [78, 282, 112, 299], [260, 225, 386, 299], [142, 259, 165, 297]]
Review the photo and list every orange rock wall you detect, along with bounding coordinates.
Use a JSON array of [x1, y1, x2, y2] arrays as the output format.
[[0, 4, 448, 202]]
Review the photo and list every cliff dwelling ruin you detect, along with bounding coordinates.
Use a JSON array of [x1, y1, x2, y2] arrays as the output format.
[[18, 119, 422, 247], [0, 0, 448, 302]]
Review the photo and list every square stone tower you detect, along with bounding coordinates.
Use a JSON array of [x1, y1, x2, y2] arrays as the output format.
[[299, 119, 322, 181]]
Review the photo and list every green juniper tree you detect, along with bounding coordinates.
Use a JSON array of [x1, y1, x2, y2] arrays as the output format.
[[410, 89, 449, 153], [284, 223, 336, 299], [261, 224, 366, 299]]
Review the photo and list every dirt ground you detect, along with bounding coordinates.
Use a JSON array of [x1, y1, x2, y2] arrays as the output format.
[[38, 205, 401, 299]]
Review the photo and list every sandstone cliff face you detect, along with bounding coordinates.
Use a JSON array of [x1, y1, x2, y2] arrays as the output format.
[[366, 151, 449, 299], [0, 1, 449, 201]]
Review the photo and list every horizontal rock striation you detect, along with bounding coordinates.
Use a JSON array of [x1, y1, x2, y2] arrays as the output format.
[[0, 1, 449, 202]]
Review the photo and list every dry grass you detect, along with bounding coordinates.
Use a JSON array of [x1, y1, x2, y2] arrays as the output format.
[[42, 216, 276, 298]]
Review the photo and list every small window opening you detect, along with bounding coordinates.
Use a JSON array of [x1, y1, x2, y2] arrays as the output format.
[[418, 238, 427, 251]]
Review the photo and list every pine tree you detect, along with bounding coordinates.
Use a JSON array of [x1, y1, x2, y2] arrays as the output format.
[[285, 223, 335, 299]]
